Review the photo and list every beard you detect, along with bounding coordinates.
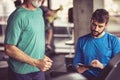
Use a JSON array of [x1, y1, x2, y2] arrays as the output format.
[[91, 28, 105, 37], [31, 0, 42, 7]]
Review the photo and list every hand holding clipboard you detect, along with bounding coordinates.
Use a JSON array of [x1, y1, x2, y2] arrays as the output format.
[[77, 63, 101, 70]]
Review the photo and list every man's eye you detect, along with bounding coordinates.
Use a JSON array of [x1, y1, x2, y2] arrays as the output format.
[[98, 25, 103, 28]]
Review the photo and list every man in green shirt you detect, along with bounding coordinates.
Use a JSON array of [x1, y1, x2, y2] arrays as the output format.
[[4, 0, 53, 80]]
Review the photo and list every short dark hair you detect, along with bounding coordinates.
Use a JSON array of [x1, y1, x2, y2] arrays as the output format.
[[91, 9, 109, 24]]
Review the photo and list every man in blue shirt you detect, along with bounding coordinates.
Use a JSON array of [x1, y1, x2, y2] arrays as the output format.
[[73, 9, 120, 80], [4, 0, 53, 80]]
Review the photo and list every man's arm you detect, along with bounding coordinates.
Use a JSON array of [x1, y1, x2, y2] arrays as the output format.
[[73, 39, 89, 73], [46, 29, 53, 49], [90, 59, 104, 69], [4, 44, 53, 71]]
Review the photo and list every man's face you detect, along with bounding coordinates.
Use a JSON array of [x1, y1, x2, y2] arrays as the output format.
[[90, 20, 107, 37], [31, 0, 43, 7]]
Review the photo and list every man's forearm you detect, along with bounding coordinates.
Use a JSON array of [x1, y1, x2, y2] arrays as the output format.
[[4, 44, 37, 66]]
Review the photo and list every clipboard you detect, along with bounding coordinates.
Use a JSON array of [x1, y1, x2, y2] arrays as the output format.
[[77, 63, 94, 68]]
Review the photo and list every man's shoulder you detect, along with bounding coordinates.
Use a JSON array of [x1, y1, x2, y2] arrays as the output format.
[[79, 33, 91, 39], [103, 32, 120, 45], [106, 32, 119, 39], [10, 6, 24, 16], [76, 33, 91, 46], [8, 6, 30, 24], [77, 33, 91, 42]]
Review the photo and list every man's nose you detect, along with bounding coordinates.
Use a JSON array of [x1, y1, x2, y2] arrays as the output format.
[[94, 26, 99, 31]]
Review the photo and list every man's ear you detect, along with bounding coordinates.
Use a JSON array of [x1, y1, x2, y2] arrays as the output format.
[[105, 23, 108, 27], [105, 24, 108, 30]]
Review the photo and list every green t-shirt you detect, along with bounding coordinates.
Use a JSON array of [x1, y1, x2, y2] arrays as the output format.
[[4, 6, 45, 74]]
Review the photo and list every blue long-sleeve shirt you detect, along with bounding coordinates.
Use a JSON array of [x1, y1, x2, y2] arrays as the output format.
[[73, 32, 120, 77]]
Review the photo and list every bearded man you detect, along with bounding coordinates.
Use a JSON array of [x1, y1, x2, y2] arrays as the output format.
[[4, 0, 53, 80], [73, 9, 120, 80]]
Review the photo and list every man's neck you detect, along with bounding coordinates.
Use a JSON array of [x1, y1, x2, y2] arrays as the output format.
[[94, 31, 105, 38], [22, 3, 36, 10]]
